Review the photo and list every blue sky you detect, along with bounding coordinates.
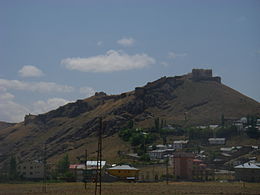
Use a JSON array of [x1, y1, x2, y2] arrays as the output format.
[[0, 0, 259, 122]]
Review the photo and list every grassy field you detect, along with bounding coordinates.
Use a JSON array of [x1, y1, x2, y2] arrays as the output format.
[[0, 182, 260, 195]]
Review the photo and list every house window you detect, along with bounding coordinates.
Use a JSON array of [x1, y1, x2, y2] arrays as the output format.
[[30, 172, 33, 175], [23, 166, 26, 169], [118, 171, 120, 173], [30, 166, 33, 169]]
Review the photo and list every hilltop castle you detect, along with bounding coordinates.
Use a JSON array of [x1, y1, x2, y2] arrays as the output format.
[[135, 69, 221, 97], [191, 69, 221, 83]]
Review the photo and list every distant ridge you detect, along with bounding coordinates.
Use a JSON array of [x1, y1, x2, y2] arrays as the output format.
[[0, 121, 16, 130], [0, 69, 259, 164]]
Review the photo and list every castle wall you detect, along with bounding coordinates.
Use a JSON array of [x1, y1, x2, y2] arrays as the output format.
[[192, 69, 212, 80], [192, 69, 221, 83]]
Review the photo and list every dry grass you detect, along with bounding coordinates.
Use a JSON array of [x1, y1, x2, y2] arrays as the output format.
[[0, 182, 260, 195]]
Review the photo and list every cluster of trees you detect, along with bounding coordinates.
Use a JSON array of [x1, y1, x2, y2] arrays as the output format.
[[119, 115, 260, 162], [119, 128, 156, 158], [0, 155, 19, 182], [186, 125, 238, 143], [0, 154, 74, 182], [51, 154, 75, 181], [119, 118, 185, 160], [186, 127, 213, 143], [246, 115, 260, 139]]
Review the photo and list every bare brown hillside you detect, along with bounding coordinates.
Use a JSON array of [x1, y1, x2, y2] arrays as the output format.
[[0, 121, 15, 130], [0, 70, 259, 164]]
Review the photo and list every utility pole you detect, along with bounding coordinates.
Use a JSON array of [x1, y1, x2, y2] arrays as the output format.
[[166, 155, 169, 185], [42, 143, 47, 193], [95, 117, 102, 195]]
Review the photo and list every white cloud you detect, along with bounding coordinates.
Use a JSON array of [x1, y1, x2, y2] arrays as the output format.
[[79, 87, 95, 97], [0, 79, 74, 93], [117, 37, 135, 47], [62, 50, 155, 73], [97, 41, 103, 46], [0, 91, 15, 100], [168, 52, 187, 59], [0, 88, 71, 122], [18, 65, 44, 77], [32, 98, 71, 114], [160, 62, 169, 67], [0, 90, 29, 122]]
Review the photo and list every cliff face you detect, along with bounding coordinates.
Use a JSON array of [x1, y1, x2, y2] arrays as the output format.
[[0, 70, 259, 164]]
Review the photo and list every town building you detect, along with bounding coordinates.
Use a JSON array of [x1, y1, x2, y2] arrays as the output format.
[[17, 160, 44, 179], [223, 117, 240, 126], [233, 120, 244, 131], [220, 147, 236, 153], [208, 138, 226, 145], [69, 164, 85, 181], [234, 162, 260, 182], [148, 149, 167, 160], [69, 161, 106, 182], [173, 140, 189, 150], [173, 152, 194, 180], [86, 161, 106, 169], [106, 165, 139, 181], [173, 152, 212, 181], [192, 159, 212, 181], [155, 144, 167, 150]]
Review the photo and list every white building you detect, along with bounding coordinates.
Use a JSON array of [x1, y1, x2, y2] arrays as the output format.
[[173, 140, 189, 149], [86, 161, 106, 169], [208, 138, 226, 145], [148, 149, 167, 160], [156, 144, 167, 150], [235, 162, 260, 182], [220, 147, 235, 153]]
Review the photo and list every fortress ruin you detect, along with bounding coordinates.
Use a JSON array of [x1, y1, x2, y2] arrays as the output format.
[[191, 69, 221, 83]]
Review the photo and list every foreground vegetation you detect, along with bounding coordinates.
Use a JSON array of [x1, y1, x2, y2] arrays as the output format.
[[0, 182, 260, 195]]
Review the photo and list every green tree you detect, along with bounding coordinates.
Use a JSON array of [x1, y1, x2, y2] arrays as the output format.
[[130, 133, 144, 146], [160, 119, 164, 129], [140, 154, 150, 161], [221, 114, 225, 127], [186, 127, 213, 142], [154, 117, 160, 132], [57, 154, 70, 175], [9, 156, 18, 180], [246, 126, 260, 139], [127, 120, 134, 129], [119, 128, 132, 141], [145, 133, 157, 145], [216, 126, 237, 139]]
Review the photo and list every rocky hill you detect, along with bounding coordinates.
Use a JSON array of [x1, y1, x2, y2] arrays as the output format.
[[0, 121, 15, 131], [0, 69, 259, 164]]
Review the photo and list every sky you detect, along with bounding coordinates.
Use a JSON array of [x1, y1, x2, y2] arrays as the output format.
[[0, 0, 259, 123]]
